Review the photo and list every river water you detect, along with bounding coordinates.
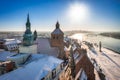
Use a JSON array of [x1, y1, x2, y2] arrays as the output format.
[[72, 33, 120, 53]]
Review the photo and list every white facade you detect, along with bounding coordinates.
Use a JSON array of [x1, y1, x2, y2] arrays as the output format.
[[4, 39, 21, 51]]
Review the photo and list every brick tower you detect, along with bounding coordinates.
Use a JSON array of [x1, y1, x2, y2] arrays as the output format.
[[51, 21, 64, 59]]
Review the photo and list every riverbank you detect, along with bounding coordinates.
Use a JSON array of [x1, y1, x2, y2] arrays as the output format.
[[84, 33, 120, 55], [89, 46, 120, 80], [100, 32, 120, 39], [103, 47, 120, 54]]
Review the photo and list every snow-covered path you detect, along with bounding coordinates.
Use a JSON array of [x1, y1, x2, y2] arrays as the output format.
[[88, 46, 120, 80]]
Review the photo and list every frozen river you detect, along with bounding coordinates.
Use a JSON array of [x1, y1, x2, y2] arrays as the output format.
[[72, 33, 120, 53]]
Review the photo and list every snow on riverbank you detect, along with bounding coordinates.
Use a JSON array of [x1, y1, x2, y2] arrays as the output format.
[[88, 46, 120, 80]]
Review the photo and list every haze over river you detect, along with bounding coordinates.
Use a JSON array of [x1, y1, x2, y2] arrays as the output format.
[[72, 33, 120, 54]]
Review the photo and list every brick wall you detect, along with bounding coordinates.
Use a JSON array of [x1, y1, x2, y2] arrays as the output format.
[[75, 54, 95, 80]]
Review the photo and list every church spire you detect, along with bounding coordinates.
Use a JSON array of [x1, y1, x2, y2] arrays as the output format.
[[26, 13, 31, 30], [56, 21, 60, 29], [27, 13, 30, 23], [23, 13, 33, 46]]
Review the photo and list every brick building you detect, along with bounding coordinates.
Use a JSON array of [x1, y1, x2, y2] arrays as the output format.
[[59, 45, 95, 80], [75, 48, 95, 80], [51, 21, 65, 59]]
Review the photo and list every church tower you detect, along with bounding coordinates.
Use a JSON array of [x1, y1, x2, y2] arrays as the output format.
[[51, 21, 64, 59], [26, 14, 31, 33], [23, 14, 33, 46], [51, 21, 64, 47]]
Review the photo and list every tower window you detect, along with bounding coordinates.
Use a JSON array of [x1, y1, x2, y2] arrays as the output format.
[[56, 36, 58, 39], [53, 36, 55, 39]]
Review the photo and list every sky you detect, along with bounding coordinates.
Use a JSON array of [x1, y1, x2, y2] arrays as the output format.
[[0, 0, 120, 32]]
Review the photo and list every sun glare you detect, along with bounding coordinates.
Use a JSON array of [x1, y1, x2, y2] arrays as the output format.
[[70, 34, 83, 43], [67, 2, 90, 23]]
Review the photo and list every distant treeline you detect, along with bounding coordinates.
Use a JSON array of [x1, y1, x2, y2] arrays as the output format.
[[64, 30, 92, 36], [100, 32, 120, 39]]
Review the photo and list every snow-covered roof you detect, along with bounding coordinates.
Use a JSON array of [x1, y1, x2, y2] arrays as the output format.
[[64, 45, 77, 52], [7, 53, 31, 66], [72, 44, 77, 51], [4, 39, 15, 41], [64, 46, 71, 51], [52, 28, 64, 34], [75, 68, 88, 80], [16, 40, 21, 44], [0, 51, 17, 61], [4, 39, 21, 45], [24, 54, 48, 64], [64, 37, 71, 42], [51, 21, 64, 34], [0, 54, 63, 80]]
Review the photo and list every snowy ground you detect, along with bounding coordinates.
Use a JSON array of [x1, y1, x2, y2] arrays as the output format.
[[88, 46, 120, 80], [36, 38, 59, 57]]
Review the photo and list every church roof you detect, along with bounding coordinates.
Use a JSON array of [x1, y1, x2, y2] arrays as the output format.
[[27, 13, 30, 24], [24, 14, 32, 34], [52, 28, 64, 34], [51, 21, 64, 34], [25, 29, 32, 34]]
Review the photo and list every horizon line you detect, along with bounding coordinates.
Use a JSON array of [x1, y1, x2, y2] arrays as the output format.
[[0, 30, 120, 33]]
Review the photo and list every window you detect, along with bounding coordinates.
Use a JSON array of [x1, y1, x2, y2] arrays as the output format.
[[56, 36, 59, 39], [53, 36, 55, 39]]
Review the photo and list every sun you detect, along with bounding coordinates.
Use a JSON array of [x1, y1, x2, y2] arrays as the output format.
[[67, 2, 90, 23]]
